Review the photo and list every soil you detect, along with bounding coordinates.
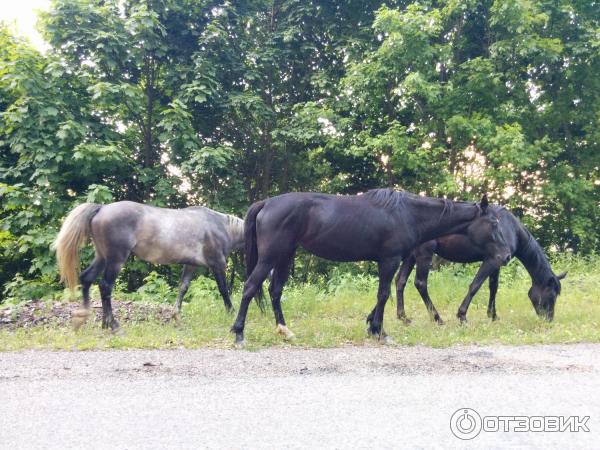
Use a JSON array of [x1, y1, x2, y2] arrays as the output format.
[[0, 299, 176, 330]]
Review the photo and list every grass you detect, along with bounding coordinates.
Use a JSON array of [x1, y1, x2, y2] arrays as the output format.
[[0, 255, 599, 350]]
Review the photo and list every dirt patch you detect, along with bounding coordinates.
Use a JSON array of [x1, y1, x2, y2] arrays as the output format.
[[0, 299, 176, 330]]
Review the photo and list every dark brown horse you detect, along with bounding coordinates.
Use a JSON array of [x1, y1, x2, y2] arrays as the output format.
[[396, 206, 566, 323], [231, 189, 494, 346]]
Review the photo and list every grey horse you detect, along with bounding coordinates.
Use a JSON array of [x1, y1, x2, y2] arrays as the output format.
[[53, 201, 244, 330]]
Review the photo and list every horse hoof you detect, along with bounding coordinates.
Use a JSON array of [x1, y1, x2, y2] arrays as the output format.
[[368, 332, 392, 345], [72, 307, 91, 318], [110, 320, 120, 333], [399, 315, 412, 325], [435, 316, 445, 326], [276, 324, 295, 340], [71, 308, 91, 330], [367, 328, 388, 342], [234, 339, 246, 349], [381, 335, 395, 345], [172, 311, 182, 323]]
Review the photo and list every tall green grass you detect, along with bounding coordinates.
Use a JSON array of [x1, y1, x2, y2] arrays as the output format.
[[0, 254, 598, 350]]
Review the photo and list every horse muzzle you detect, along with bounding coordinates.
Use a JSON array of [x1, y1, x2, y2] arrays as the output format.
[[496, 252, 511, 266]]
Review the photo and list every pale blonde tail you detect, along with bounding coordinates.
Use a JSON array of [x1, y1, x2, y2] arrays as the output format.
[[52, 203, 102, 292]]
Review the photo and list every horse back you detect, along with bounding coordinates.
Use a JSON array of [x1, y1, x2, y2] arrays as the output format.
[[90, 201, 230, 266], [257, 193, 412, 261]]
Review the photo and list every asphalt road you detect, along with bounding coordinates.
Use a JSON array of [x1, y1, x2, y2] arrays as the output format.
[[0, 344, 598, 449]]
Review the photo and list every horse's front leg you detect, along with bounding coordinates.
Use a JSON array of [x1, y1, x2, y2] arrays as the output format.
[[175, 264, 198, 313], [457, 259, 500, 322], [368, 257, 401, 341], [210, 262, 234, 312], [413, 254, 444, 325], [487, 269, 500, 320]]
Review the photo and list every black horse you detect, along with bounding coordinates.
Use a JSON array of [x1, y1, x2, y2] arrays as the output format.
[[396, 206, 566, 323], [231, 189, 494, 346]]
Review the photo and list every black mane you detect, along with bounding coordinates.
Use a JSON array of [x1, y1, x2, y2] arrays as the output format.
[[515, 222, 556, 288], [364, 188, 408, 210], [364, 188, 458, 221]]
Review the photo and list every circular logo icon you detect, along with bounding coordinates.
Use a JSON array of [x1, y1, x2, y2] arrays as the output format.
[[450, 408, 482, 440]]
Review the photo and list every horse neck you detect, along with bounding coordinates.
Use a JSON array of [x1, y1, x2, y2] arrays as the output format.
[[515, 224, 553, 284], [407, 197, 479, 243]]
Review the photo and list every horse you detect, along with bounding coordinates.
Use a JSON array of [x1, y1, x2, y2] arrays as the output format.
[[395, 206, 567, 323], [53, 201, 244, 330], [231, 188, 494, 346]]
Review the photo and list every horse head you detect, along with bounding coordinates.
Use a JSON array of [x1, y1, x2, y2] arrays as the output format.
[[469, 199, 512, 267], [528, 271, 567, 321]]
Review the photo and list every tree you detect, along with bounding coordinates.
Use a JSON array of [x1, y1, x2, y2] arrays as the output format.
[[0, 22, 125, 292], [1, 0, 599, 298], [332, 0, 600, 251]]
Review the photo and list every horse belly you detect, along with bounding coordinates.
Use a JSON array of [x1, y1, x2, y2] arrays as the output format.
[[436, 241, 484, 263], [133, 236, 206, 266], [299, 231, 380, 262]]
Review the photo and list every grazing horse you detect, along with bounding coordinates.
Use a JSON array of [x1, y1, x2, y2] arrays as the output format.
[[395, 206, 566, 323], [53, 201, 244, 330], [231, 189, 494, 346]]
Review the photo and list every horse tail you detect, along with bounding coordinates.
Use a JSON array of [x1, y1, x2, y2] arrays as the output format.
[[244, 200, 266, 311], [52, 203, 102, 293]]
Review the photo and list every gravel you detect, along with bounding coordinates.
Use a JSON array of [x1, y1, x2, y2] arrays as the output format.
[[0, 344, 598, 449]]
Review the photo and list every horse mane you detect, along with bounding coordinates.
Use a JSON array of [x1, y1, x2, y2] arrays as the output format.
[[364, 188, 409, 210], [364, 188, 456, 221], [437, 197, 455, 222], [188, 205, 244, 241], [226, 214, 244, 236], [515, 219, 556, 288]]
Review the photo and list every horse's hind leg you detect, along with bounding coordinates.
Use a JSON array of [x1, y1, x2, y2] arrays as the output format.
[[269, 254, 295, 340], [231, 261, 273, 346], [396, 254, 416, 324], [80, 257, 105, 309], [175, 265, 198, 313], [487, 269, 500, 320], [367, 256, 404, 327], [72, 257, 105, 329], [99, 257, 127, 331]]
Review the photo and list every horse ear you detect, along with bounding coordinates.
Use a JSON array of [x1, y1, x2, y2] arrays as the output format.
[[557, 271, 567, 280], [480, 194, 489, 213]]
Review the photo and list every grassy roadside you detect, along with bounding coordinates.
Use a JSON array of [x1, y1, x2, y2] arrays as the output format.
[[0, 255, 598, 350]]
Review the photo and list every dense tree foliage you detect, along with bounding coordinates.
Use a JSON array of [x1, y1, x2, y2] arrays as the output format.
[[1, 0, 598, 297]]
